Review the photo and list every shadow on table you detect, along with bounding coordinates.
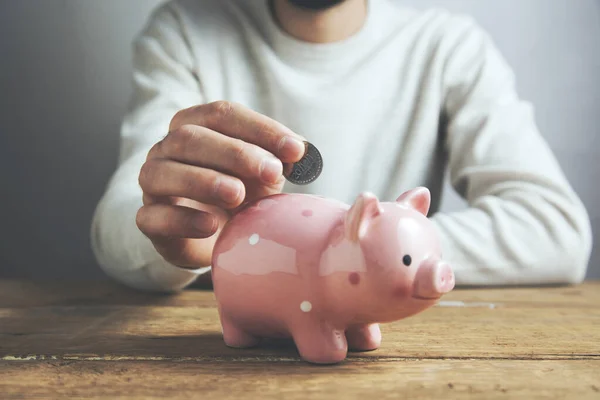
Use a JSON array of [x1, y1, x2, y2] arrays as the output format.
[[64, 332, 375, 368], [65, 332, 302, 360]]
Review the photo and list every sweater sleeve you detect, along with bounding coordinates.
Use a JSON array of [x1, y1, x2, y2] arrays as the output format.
[[91, 4, 210, 292], [430, 17, 593, 286]]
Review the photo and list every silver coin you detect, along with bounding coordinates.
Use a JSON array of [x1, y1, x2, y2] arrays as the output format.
[[283, 141, 323, 185]]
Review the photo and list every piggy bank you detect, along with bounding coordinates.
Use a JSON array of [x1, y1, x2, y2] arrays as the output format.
[[211, 187, 455, 364]]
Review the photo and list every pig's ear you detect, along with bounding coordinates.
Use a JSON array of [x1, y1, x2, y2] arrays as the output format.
[[345, 192, 383, 242], [396, 187, 431, 216]]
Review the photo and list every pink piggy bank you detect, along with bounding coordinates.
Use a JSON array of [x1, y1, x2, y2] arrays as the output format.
[[211, 187, 455, 364]]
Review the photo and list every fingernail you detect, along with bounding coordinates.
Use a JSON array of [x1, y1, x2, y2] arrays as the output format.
[[215, 178, 242, 204], [278, 136, 306, 159], [260, 157, 283, 183], [193, 214, 217, 235]]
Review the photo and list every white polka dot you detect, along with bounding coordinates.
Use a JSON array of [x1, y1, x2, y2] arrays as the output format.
[[300, 301, 312, 312], [248, 233, 260, 246]]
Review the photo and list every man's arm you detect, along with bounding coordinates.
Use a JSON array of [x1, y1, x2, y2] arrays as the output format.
[[91, 5, 208, 292], [431, 16, 593, 286], [91, 4, 305, 293]]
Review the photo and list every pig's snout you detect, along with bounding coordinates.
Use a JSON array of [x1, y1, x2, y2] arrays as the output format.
[[413, 259, 455, 299]]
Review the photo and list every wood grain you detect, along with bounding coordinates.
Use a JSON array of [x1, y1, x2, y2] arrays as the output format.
[[1, 360, 599, 400], [1, 279, 598, 308], [2, 304, 599, 360], [1, 282, 598, 360], [1, 280, 599, 399]]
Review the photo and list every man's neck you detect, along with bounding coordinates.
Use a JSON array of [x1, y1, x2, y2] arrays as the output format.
[[271, 0, 367, 44]]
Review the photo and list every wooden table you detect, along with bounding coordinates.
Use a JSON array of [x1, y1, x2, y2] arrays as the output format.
[[1, 280, 599, 399]]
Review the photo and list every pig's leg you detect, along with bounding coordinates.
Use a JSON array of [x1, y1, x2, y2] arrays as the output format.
[[290, 321, 348, 364], [346, 323, 381, 352], [219, 311, 260, 348]]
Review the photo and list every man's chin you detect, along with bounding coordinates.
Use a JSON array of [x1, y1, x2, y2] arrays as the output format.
[[286, 0, 347, 11]]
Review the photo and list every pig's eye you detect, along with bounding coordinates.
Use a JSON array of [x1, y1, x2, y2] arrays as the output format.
[[402, 255, 412, 267]]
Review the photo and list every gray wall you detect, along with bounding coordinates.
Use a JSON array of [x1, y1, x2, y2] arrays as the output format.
[[1, 0, 598, 281]]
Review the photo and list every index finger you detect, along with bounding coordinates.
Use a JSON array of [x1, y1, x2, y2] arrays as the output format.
[[169, 101, 306, 163]]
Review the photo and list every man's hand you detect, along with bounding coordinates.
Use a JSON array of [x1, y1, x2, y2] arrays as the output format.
[[135, 101, 306, 269]]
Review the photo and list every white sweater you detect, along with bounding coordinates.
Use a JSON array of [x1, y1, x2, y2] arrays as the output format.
[[91, 0, 593, 292]]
